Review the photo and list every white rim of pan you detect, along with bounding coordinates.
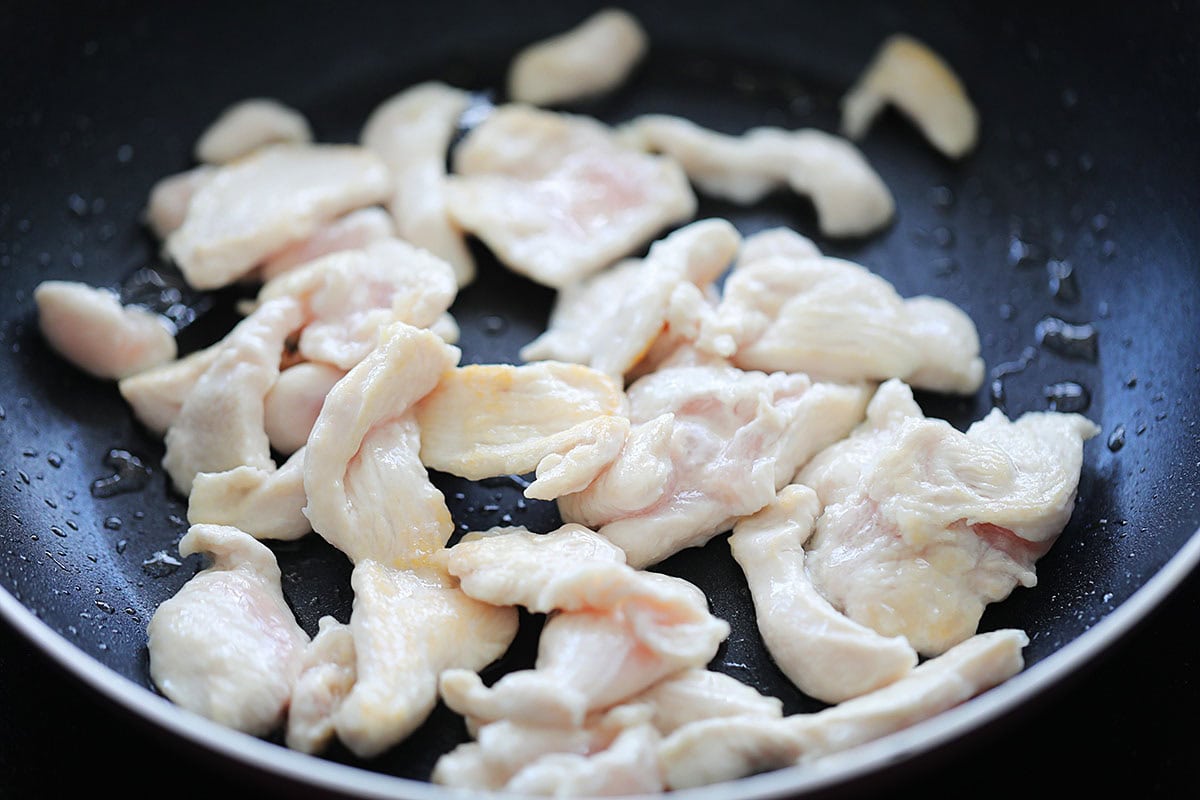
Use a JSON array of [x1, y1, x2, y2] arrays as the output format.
[[3, 527, 1199, 800]]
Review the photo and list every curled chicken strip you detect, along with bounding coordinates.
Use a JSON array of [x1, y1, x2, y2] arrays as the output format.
[[841, 33, 979, 159], [166, 143, 391, 290], [508, 8, 649, 107], [658, 629, 1028, 789], [286, 616, 356, 755], [144, 165, 216, 239], [34, 280, 177, 380], [118, 345, 221, 435], [258, 206, 396, 282], [147, 524, 309, 737], [504, 723, 664, 796], [622, 115, 894, 238], [194, 98, 313, 165], [729, 484, 917, 703], [627, 668, 783, 735], [187, 446, 310, 541], [361, 81, 476, 286]]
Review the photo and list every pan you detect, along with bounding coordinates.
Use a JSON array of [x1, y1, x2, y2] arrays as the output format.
[[2, 0, 1198, 797]]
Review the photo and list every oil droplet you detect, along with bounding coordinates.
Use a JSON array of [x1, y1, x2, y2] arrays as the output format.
[[46, 451, 63, 468], [1107, 424, 1126, 452], [1007, 235, 1044, 267], [95, 600, 115, 614], [141, 550, 182, 578], [90, 449, 151, 498], [1046, 259, 1079, 303], [1035, 317, 1098, 361], [929, 185, 955, 210], [1043, 381, 1091, 413], [988, 346, 1038, 411], [483, 315, 507, 335], [115, 539, 128, 554]]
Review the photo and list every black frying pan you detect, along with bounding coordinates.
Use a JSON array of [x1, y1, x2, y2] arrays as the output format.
[[2, 1, 1198, 797]]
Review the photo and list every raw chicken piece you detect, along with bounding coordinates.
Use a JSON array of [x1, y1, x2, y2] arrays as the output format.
[[166, 143, 391, 290], [507, 8, 649, 107], [303, 322, 460, 566], [147, 524, 309, 737], [559, 365, 870, 567], [519, 218, 740, 379], [621, 115, 894, 238], [414, 362, 629, 499], [187, 447, 310, 541], [118, 345, 221, 435], [729, 484, 917, 703], [286, 616, 356, 754], [331, 561, 519, 758], [258, 207, 396, 282], [194, 98, 313, 165], [263, 362, 346, 456], [144, 165, 215, 239], [658, 629, 1028, 788], [445, 104, 696, 288], [738, 226, 822, 263], [162, 297, 304, 495], [627, 668, 783, 735], [360, 81, 476, 286], [34, 280, 176, 380], [504, 723, 664, 796], [252, 238, 458, 370], [797, 379, 1099, 655], [841, 33, 979, 159], [701, 251, 985, 394], [442, 525, 729, 726]]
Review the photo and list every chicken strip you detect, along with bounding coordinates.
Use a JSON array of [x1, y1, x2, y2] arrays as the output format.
[[118, 345, 221, 435], [729, 484, 917, 703], [194, 98, 313, 165], [798, 379, 1099, 655], [166, 143, 391, 289], [621, 114, 894, 238], [258, 206, 396, 282], [143, 165, 216, 239], [146, 524, 309, 737], [187, 446, 310, 541], [841, 33, 979, 159], [504, 723, 664, 796], [286, 615, 356, 755], [263, 362, 346, 456], [361, 81, 476, 286], [627, 668, 783, 735], [508, 8, 649, 107], [559, 365, 870, 568], [445, 104, 696, 288], [34, 280, 177, 380]]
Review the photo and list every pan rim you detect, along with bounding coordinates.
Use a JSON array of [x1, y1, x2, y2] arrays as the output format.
[[2, 526, 1198, 799]]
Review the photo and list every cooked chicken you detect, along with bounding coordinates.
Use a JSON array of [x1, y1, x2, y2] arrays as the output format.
[[699, 250, 985, 393], [657, 629, 1028, 788], [559, 365, 870, 567], [166, 143, 391, 289], [628, 668, 783, 735], [361, 81, 476, 286], [286, 615, 356, 754], [508, 8, 649, 107], [445, 104, 696, 288], [620, 114, 894, 238], [34, 280, 177, 380], [519, 218, 740, 379], [144, 165, 215, 239], [264, 362, 346, 456], [303, 322, 460, 566], [729, 484, 917, 703], [194, 98, 313, 164], [258, 206, 396, 282], [797, 379, 1099, 655], [146, 524, 309, 737], [504, 723, 664, 796], [187, 446, 310, 541], [841, 33, 979, 159], [118, 345, 221, 435], [162, 297, 304, 495]]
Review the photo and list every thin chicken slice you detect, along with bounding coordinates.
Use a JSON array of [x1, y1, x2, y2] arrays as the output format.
[[507, 8, 649, 107], [34, 280, 177, 380], [146, 524, 309, 737], [798, 379, 1099, 655], [166, 143, 391, 289], [263, 362, 346, 456], [144, 165, 216, 239], [194, 98, 313, 165], [303, 322, 460, 566], [504, 723, 664, 796], [519, 218, 740, 379], [445, 104, 696, 288], [701, 250, 985, 394], [361, 81, 476, 286], [658, 629, 1028, 789], [162, 296, 304, 495], [286, 615, 356, 754], [118, 345, 221, 436], [729, 484, 917, 703], [559, 365, 870, 568], [621, 114, 894, 238], [258, 206, 396, 282], [841, 33, 979, 159], [187, 446, 310, 541], [627, 668, 783, 735]]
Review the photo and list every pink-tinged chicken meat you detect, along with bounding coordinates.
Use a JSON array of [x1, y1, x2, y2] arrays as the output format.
[[444, 104, 696, 289], [729, 484, 917, 703], [414, 361, 630, 501], [797, 379, 1100, 656], [166, 143, 391, 290], [257, 207, 396, 282], [657, 629, 1028, 789], [187, 446, 310, 541], [441, 525, 730, 728], [263, 361, 346, 456], [193, 97, 313, 165], [558, 365, 870, 568], [34, 280, 177, 380], [361, 81, 477, 286], [619, 114, 894, 238], [143, 165, 215, 239], [518, 218, 740, 380], [286, 615, 356, 754], [146, 524, 309, 737]]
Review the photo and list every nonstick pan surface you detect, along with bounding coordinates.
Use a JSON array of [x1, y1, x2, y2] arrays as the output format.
[[2, 1, 1198, 797]]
